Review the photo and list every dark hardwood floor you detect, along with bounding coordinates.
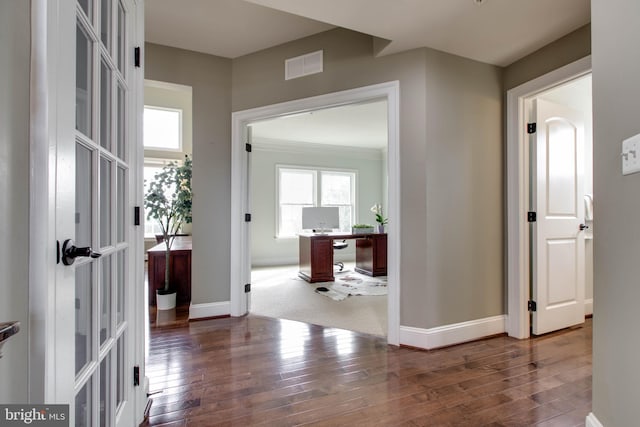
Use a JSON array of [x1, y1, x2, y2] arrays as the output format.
[[148, 304, 191, 328], [142, 315, 591, 426]]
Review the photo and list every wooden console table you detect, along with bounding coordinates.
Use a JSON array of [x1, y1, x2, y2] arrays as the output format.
[[147, 236, 192, 306], [298, 232, 387, 283]]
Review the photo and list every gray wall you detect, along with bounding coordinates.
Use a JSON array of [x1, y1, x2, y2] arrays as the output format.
[[422, 49, 503, 326], [591, 0, 640, 424], [504, 24, 591, 91], [145, 43, 232, 304], [0, 0, 30, 403], [250, 141, 384, 266], [234, 28, 504, 328], [144, 25, 599, 331], [147, 28, 503, 328]]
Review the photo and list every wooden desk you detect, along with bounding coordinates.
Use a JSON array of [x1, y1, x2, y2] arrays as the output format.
[[298, 233, 387, 283], [148, 236, 192, 306]]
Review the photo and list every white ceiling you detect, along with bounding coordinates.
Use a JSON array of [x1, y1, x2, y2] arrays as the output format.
[[250, 100, 388, 149], [145, 0, 333, 59], [146, 0, 590, 66], [145, 0, 590, 148], [246, 0, 590, 66]]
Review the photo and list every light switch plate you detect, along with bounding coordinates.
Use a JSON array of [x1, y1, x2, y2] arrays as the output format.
[[622, 134, 640, 175]]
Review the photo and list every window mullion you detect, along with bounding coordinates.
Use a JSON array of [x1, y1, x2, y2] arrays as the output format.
[[314, 170, 319, 207]]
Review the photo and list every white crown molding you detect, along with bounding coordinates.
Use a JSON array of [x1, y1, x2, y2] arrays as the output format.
[[252, 137, 383, 160], [400, 315, 506, 350]]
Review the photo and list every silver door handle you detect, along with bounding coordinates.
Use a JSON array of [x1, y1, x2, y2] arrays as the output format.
[[61, 239, 102, 265]]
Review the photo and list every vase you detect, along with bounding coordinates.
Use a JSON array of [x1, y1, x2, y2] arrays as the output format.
[[156, 289, 177, 310], [377, 224, 385, 233]]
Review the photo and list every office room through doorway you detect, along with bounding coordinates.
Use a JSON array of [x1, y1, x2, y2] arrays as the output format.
[[246, 98, 390, 337]]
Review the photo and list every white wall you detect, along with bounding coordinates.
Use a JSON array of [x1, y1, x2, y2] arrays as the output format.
[[250, 139, 385, 266], [0, 0, 30, 403]]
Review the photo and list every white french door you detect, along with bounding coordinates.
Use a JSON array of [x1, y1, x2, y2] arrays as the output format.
[[40, 0, 144, 425]]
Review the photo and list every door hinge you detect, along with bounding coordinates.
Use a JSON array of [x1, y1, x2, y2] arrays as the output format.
[[244, 283, 251, 293], [134, 206, 141, 226], [245, 213, 251, 222], [528, 300, 537, 312], [56, 240, 60, 264], [527, 123, 537, 134], [133, 365, 140, 386], [134, 47, 141, 68], [527, 211, 537, 222], [245, 143, 252, 153]]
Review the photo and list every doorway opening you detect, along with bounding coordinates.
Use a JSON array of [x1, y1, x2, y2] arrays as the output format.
[[230, 82, 401, 345], [142, 80, 194, 334], [507, 57, 592, 339], [248, 99, 389, 337]]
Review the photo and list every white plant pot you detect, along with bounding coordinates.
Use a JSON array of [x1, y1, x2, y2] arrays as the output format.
[[156, 290, 177, 310]]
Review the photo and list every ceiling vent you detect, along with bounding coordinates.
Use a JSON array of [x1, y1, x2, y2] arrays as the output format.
[[285, 50, 323, 80]]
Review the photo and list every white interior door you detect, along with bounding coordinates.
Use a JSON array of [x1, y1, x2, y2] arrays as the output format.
[[531, 98, 586, 335], [46, 0, 143, 425], [245, 125, 253, 313]]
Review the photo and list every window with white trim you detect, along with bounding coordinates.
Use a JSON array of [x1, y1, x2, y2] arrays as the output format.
[[143, 106, 182, 151], [277, 166, 356, 237], [143, 82, 192, 240]]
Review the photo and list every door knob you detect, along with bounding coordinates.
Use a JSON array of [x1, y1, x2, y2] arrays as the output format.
[[579, 224, 589, 231], [62, 239, 102, 265]]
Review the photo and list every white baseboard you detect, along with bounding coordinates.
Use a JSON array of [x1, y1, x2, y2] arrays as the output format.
[[251, 251, 356, 268], [400, 315, 506, 350], [585, 298, 593, 316], [189, 301, 230, 319], [586, 412, 604, 427], [251, 257, 299, 267]]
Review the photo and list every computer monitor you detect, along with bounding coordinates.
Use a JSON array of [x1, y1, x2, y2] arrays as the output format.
[[302, 207, 340, 234]]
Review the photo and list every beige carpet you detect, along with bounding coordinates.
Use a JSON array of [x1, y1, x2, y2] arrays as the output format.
[[250, 264, 388, 337]]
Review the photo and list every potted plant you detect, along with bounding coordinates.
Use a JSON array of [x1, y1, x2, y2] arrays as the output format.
[[145, 155, 192, 310], [370, 203, 388, 233], [352, 224, 375, 234]]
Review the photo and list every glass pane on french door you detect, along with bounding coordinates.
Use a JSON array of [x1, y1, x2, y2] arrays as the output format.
[[74, 0, 130, 424]]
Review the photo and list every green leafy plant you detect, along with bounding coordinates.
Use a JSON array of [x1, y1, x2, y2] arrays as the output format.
[[145, 155, 192, 293], [352, 224, 375, 228], [370, 204, 388, 225]]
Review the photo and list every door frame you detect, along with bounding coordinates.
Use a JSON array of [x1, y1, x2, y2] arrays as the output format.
[[506, 56, 591, 339], [230, 81, 401, 346], [28, 0, 146, 421]]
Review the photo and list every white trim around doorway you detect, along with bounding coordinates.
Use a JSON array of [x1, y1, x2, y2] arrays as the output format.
[[506, 56, 592, 339], [230, 81, 401, 346]]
